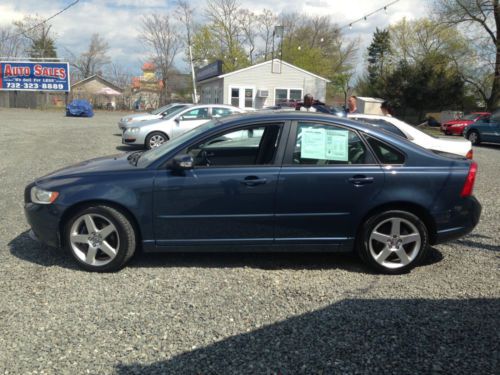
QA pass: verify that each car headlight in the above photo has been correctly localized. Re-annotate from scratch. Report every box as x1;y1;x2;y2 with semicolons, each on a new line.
30;186;59;204
125;118;132;122
126;127;140;133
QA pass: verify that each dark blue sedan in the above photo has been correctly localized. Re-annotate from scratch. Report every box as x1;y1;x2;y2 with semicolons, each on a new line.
24;112;481;274
464;110;500;145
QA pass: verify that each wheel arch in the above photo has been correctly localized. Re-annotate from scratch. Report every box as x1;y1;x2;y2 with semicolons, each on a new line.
58;200;142;249
356;201;437;245
145;130;169;148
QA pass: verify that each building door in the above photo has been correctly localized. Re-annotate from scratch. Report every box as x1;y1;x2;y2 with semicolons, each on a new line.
230;87;254;109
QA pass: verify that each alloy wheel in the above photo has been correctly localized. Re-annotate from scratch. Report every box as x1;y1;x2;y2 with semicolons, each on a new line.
69;213;120;266
368;217;421;270
149;134;165;148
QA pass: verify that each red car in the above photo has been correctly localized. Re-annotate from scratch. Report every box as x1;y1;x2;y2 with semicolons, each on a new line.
441;112;490;135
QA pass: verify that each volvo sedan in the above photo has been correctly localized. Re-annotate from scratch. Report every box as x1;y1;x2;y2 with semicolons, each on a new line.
25;113;481;274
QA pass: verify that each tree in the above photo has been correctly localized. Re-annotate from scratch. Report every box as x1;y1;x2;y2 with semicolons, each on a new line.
434;0;500;110
238;9;259;64
14;15;57;59
367;28;391;94
67;33;110;79
139;14;182;104
204;0;249;71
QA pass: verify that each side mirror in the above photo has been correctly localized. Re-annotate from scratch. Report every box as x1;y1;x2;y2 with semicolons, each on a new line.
168;154;194;171
174;117;181;123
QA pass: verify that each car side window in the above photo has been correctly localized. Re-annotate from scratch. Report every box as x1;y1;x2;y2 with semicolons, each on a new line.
212;107;235;118
292;122;370;165
180;108;210;121
366;136;405;164
185;124;282;167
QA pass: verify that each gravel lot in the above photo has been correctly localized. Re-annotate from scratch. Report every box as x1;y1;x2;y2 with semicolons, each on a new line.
0;108;498;374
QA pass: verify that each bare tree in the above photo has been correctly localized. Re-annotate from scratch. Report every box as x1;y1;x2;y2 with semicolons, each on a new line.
140;14;181;104
238;9;258;63
0;25;25;57
434;0;500;109
257;9;277;61
104;62;132;89
67;33;110;79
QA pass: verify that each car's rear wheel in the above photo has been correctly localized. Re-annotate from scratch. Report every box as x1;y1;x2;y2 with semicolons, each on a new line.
467;131;480;145
146;131;168;149
65;205;136;272
357;210;429;274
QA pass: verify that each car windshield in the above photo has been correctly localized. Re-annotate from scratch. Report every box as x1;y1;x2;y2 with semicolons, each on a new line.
137;119;220;166
150;104;171;115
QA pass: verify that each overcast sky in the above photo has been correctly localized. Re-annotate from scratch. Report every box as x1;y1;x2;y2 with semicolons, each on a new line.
0;0;431;78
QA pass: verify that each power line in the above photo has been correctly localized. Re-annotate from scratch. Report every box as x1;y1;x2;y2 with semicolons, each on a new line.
1;0;80;43
341;0;401;30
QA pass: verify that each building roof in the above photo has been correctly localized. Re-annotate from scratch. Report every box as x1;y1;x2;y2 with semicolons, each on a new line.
72;75;124;93
217;59;331;82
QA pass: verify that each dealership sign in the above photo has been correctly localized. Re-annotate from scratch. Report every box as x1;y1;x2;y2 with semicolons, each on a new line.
0;61;70;92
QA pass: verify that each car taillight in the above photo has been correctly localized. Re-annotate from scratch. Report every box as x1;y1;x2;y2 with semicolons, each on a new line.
460;161;478;197
465;149;473;159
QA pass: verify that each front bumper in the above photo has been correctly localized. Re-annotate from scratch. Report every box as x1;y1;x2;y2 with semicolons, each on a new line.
433;196;482;244
24;202;63;248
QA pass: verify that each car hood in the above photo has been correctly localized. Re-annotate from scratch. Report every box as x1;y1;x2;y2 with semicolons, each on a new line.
123;113;162;122
37;153;141;182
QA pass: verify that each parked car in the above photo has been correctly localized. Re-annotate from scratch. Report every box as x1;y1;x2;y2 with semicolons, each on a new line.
294;99;345;116
441;112;490;136
25;112;481;274
463;110;500;145
118;103;191;130
122;104;245;149
348;114;473;159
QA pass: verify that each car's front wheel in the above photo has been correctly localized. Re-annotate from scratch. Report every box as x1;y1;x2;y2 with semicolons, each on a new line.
65;205;136;272
467;130;480;145
357;210;429;274
145;131;168;149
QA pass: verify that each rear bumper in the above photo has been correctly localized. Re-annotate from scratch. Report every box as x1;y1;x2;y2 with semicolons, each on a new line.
433;196;482;245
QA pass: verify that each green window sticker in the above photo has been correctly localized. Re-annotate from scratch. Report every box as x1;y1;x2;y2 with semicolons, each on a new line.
301;127;349;161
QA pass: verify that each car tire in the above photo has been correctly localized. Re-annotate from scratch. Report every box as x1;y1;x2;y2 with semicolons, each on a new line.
145;131;168;149
64;205;136;272
357;210;429;274
467;130;480;145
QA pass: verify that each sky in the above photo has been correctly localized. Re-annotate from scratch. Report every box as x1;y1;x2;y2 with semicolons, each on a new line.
0;0;431;79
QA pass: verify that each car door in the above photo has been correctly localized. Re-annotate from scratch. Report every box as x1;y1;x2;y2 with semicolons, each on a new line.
153;121;287;246
170;107;211;138
274;120;385;249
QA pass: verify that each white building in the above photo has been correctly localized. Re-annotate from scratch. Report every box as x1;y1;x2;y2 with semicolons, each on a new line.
197;59;330;110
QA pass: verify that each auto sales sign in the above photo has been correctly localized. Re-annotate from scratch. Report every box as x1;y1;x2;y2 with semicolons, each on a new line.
0;61;70;92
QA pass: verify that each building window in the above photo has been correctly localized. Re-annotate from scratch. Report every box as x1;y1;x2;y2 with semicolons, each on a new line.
231;88;239;107
245;88;253;108
275;88;303;105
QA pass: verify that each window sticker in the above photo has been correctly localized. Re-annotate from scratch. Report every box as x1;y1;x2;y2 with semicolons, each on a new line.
300;127;349;161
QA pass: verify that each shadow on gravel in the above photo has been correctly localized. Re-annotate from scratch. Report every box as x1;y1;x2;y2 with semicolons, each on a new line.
453;239;499;252
8;231;443;272
115;298;500;374
476;143;500;150
8;231;79;270
128;247;443;273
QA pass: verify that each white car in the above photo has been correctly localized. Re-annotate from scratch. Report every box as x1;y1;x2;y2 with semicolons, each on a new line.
122;104;246;149
118;103;191;130
348;114;473;159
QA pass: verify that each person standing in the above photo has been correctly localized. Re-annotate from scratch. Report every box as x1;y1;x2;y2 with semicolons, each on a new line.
300;94;317;112
380;101;394;117
346;95;358;114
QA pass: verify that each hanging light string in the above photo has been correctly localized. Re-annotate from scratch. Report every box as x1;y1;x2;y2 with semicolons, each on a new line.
341;0;401;30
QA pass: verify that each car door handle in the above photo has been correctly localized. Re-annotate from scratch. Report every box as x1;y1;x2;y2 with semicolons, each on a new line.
348;175;374;185
240;176;267;186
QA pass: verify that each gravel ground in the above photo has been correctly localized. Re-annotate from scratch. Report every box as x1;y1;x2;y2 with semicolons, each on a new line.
0;108;498;375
